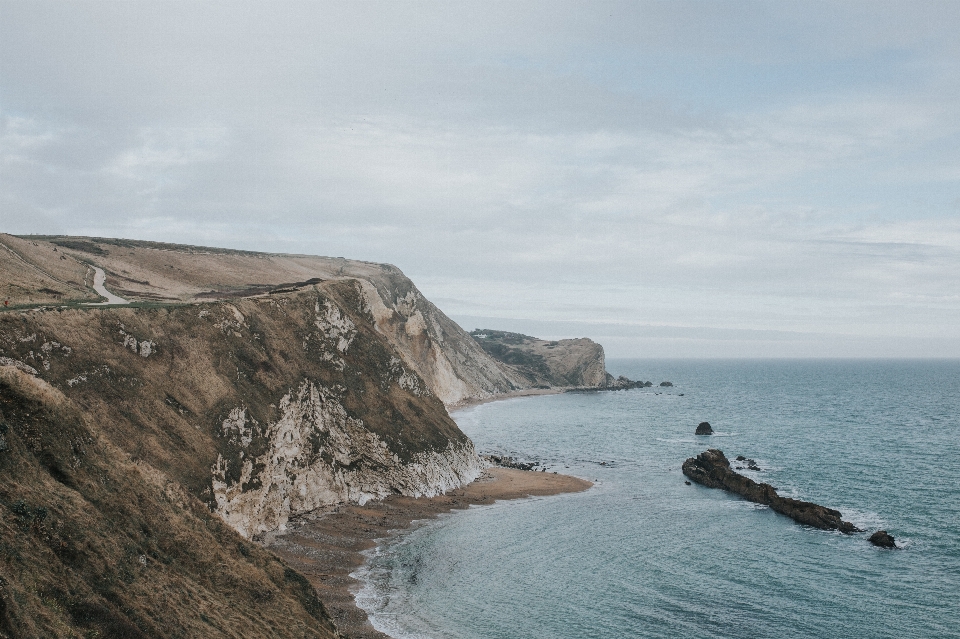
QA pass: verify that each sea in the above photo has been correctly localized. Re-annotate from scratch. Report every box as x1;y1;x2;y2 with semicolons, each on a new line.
354;359;960;638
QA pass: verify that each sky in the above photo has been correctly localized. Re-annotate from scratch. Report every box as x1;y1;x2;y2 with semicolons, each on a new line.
2;1;960;358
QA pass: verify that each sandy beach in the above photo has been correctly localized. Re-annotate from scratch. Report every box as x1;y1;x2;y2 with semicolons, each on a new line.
267;467;593;638
447;387;565;412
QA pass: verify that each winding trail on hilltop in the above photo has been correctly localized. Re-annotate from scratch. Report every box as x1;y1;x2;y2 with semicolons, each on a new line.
86;266;129;305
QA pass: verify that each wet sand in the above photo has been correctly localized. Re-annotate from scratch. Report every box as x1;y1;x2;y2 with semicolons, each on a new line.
266;468;593;638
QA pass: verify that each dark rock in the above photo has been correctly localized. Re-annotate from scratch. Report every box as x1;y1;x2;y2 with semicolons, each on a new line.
684;480;691;485
869;530;897;548
484;454;536;471
681;449;861;534
695;421;713;435
660;381;673;387
736;455;746;461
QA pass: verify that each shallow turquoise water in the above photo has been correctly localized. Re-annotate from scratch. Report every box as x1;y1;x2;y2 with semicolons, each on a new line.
356;360;960;638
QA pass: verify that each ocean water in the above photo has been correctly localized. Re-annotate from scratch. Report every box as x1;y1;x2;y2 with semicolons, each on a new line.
355;360;960;638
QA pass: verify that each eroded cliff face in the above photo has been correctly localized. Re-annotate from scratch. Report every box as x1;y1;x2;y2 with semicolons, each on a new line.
353;276;528;406
0;363;339;638
212;380;481;538
0;278;482;572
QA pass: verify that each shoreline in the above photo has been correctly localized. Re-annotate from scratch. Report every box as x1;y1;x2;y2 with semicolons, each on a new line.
447;387;564;412
448;382;647;413
266;467;592;639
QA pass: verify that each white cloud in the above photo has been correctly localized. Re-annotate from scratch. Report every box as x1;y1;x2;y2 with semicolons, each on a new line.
3;2;960;355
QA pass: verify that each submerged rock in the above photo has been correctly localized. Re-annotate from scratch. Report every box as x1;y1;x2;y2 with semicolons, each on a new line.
869;530;897;548
682;449;861;534
696;421;713;435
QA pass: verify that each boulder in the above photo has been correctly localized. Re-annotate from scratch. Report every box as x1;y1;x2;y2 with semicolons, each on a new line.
869;530;897;549
695;421;713;435
660;381;673;387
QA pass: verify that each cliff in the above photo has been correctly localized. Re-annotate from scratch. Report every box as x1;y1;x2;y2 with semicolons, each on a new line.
0;234;508;637
0;234;624;636
0;364;338;638
0;234;527;407
468;329;610;388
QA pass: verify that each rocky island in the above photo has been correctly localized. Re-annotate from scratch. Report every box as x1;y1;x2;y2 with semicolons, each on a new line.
869;530;898;549
682;449;861;534
0;234;625;637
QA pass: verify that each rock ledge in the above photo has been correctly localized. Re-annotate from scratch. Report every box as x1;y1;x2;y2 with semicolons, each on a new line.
682;449;861;534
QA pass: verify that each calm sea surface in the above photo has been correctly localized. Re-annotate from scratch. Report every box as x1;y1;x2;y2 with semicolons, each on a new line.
355;360;960;638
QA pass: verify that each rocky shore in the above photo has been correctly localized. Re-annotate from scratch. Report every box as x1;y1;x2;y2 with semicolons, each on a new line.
682;449;860;534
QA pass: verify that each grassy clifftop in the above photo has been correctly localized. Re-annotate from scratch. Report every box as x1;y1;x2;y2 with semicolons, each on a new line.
0;234;528;406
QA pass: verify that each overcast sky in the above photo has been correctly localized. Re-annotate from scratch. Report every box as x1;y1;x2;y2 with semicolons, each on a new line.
3;1;960;357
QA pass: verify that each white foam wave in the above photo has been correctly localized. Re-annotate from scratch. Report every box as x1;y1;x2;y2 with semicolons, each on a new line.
838;507;885;532
352;545;423;639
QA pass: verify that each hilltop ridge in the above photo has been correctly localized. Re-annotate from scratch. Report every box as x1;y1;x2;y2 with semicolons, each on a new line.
1;233;529;407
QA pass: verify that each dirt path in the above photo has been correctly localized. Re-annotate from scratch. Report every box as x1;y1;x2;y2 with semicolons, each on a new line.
86;266;129;304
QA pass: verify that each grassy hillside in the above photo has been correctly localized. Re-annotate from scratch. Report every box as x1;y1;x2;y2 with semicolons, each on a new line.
0;365;338;638
0;277;477;637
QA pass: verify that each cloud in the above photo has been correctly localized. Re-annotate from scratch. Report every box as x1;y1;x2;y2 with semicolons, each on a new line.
2;1;960;355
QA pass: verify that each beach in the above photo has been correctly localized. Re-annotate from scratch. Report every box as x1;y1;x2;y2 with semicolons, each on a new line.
446;387;564;411
266;467;593;638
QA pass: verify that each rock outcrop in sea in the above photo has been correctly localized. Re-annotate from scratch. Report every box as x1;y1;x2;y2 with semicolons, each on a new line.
682;449;861;534
696;421;713;435
869;530;898;548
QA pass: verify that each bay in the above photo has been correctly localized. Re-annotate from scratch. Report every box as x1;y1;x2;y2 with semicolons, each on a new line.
355;359;960;638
